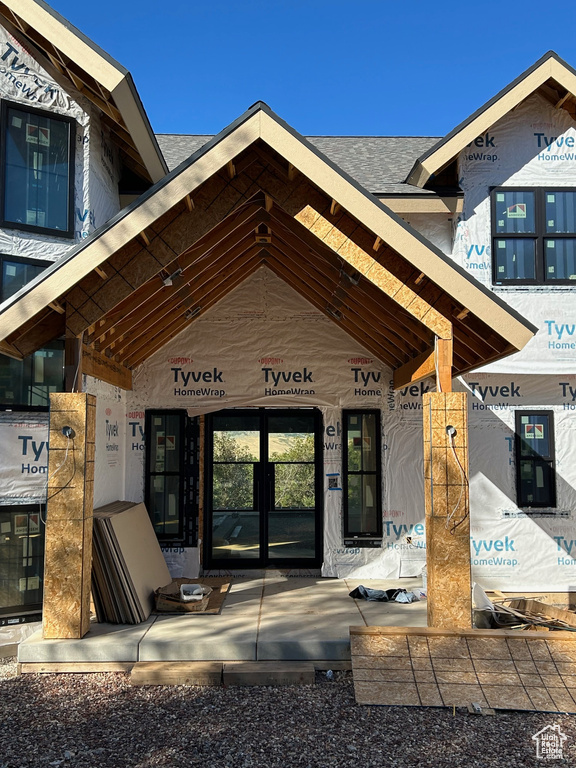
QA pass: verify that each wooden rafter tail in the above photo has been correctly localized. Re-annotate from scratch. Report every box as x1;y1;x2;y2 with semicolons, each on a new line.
139;230;151;248
94;266;108;279
48;301;65;315
185;194;194;212
373;236;382;252
330;199;340;216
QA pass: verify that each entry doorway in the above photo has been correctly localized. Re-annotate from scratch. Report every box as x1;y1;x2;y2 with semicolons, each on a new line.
205;409;323;568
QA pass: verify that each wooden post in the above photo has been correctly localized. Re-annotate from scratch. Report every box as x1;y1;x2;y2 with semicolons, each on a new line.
65;332;83;392
42;393;96;639
423;391;472;629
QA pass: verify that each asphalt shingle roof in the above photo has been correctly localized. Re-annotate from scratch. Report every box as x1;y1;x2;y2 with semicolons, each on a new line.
155;134;440;195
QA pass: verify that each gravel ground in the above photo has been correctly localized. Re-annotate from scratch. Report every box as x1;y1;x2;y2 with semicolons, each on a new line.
1;656;575;768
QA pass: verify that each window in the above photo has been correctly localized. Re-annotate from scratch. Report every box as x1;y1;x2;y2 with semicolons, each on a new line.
144;410;199;545
1;102;75;237
0;254;49;302
492;188;576;284
0;256;62;409
515;411;556;508
343;410;382;538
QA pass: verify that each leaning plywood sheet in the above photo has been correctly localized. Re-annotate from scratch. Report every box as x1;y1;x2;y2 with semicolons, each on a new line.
350;626;576;713
106;502;171;620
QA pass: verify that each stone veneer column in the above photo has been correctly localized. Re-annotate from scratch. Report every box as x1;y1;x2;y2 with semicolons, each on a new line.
43;393;96;639
423;391;472;629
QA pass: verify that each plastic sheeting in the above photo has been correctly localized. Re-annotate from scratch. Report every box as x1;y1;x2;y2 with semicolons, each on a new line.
123;269;576;587
0;412;48;504
455;92;576;373
0;23;120;261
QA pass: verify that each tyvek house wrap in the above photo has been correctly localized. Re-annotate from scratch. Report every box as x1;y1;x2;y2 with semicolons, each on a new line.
454;92;576;374
117;267;576;589
0;23;120;261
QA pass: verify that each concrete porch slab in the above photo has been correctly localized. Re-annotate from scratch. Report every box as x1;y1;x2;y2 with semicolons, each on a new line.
17;578;427;667
18;617;156;663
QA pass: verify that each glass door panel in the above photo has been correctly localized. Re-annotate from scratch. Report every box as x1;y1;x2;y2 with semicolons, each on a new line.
211;413;260;561
206;409;322;567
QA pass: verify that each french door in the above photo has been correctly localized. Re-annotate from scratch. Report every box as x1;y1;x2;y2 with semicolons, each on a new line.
205;409;323;568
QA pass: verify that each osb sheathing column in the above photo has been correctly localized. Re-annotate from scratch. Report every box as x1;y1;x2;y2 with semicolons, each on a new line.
423;392;472;629
43;393;96;639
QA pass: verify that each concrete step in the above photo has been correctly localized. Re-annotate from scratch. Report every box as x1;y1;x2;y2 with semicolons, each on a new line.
130;661;223;686
223;661;315;686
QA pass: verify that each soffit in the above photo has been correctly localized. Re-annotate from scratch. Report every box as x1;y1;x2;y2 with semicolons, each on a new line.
0;0;167;183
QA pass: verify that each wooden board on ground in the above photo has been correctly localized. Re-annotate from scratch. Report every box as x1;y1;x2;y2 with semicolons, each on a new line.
130;661;223;686
18;662;134;674
350;625;576;713
223;662;315;687
508;599;576;629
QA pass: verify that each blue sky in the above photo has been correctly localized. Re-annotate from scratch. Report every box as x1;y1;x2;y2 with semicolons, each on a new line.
50;0;576;138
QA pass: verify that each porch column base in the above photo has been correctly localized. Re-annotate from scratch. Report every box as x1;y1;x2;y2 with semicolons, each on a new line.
43;393;96;639
423;392;472;629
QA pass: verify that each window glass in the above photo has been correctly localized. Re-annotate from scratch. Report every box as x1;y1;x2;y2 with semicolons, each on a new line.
544;239;576;281
494;190;535;234
145;411;185;540
1;259;46;302
515;411;555;508
494;239;536;280
0;342;64;407
3;106;73;234
545;191;576;233
344;410;381;537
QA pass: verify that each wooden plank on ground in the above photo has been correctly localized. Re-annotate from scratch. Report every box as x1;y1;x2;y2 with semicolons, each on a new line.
130;661;223;686
223;661;314;687
18;662;134;674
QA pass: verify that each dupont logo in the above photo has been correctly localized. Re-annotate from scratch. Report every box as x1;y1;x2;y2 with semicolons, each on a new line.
348;357;373;365
258;357;284;365
167;356;193;365
126;411;144;419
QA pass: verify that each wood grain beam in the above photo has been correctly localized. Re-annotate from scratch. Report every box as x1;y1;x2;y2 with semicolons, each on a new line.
82;345;132;390
393;348;435;390
294;205;452;339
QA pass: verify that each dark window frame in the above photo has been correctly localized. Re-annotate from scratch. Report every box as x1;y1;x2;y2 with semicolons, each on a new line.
144;409;198;547
0;253;52;302
492;187;576;286
0;100;76;239
515;410;556;509
342;409;383;539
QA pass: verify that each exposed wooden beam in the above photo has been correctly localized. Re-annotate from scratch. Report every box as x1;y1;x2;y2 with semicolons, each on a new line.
139;231;151;248
0;340;23;360
227;160;236;179
393;347;435;390
555;91;572;109
435;336;453;393
456;308;470;321
414;272;425;285
293;205;452;338
185;194;194;212
82;345;132;390
94;266;108;279
65;332;83;393
49;301;65;315
373;236;382;252
330;199;340;216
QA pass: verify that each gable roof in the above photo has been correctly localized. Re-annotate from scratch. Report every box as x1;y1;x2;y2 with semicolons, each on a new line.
0;0;167;183
157;134;440;195
0;102;536;388
407;51;576;188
